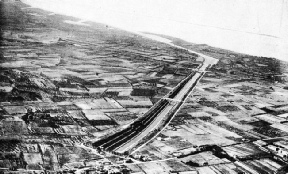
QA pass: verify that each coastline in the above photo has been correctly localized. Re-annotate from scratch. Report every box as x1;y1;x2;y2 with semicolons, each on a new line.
21;0;288;61
1;1;288;174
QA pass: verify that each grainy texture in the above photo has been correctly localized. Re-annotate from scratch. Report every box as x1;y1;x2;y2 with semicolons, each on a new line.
0;1;288;174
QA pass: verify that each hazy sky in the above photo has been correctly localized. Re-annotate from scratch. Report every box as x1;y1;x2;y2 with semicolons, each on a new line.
23;0;288;61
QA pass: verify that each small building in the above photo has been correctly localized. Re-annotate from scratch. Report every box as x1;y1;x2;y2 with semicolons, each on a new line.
267;145;288;160
253;140;267;147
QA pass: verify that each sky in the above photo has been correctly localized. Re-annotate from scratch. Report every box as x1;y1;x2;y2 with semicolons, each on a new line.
23;0;288;61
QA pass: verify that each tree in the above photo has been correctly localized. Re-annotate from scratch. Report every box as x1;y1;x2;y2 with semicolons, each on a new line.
58;155;69;168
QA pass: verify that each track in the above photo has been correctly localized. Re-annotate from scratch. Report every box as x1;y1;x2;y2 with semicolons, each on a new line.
92;36;218;154
92;71;203;154
93;99;170;150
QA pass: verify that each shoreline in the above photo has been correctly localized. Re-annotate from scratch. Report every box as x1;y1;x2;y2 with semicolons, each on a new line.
21;0;287;62
1;1;288;174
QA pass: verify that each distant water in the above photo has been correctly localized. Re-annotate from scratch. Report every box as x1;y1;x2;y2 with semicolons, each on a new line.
22;0;288;61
